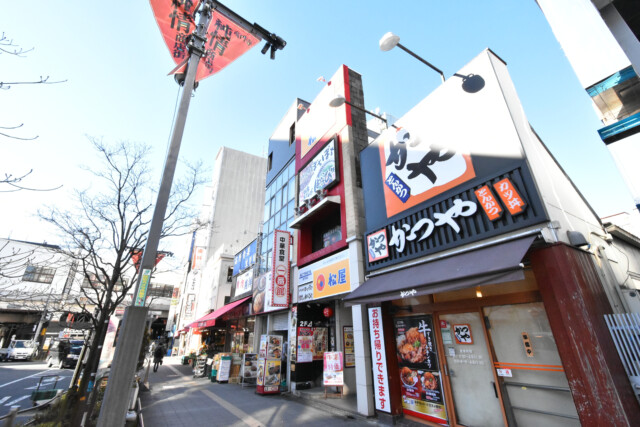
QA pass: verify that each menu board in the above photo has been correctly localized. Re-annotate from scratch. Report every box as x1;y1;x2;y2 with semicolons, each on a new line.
241;353;258;383
217;355;232;382
259;335;268;359
313;327;328;360
323;351;344;386
343;326;355;368
262;359;282;392
256;359;266;386
267;335;283;359
297;327;314;363
394;316;448;424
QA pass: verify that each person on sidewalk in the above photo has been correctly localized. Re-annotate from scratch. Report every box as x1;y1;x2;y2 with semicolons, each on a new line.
153;344;165;372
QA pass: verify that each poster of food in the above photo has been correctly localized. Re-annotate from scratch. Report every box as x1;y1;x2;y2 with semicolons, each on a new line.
394;316;448;424
241;353;258;384
323;351;344;386
297;327;314;363
267;335;283;359
313;327;328;360
256;359;266;386
263;360;282;392
259;335;268;359
343;326;355;367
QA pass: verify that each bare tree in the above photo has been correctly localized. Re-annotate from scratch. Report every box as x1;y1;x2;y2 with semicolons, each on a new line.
1;31;65;192
38;136;205;418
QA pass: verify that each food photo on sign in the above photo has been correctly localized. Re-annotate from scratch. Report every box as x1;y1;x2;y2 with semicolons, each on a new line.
394;316;447;423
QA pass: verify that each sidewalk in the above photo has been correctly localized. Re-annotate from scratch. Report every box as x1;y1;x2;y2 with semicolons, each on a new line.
140;356;378;427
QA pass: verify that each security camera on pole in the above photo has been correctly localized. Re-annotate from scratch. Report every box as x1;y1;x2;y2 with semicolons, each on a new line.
96;2;285;426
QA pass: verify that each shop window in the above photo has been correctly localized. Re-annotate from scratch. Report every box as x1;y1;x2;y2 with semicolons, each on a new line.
311;211;342;252
23;265;56;283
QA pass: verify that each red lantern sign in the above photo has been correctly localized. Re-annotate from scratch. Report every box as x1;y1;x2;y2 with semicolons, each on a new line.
323;307;334;318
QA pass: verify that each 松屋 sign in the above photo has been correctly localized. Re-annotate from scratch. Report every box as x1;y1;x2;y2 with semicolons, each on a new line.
298;249;351;300
368;307;390;413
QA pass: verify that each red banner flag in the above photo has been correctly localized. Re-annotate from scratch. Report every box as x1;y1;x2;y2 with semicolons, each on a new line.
130;249;168;273
150;0;261;82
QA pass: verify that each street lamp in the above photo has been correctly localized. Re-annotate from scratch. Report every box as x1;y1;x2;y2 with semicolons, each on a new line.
379;32;446;83
328;95;397;129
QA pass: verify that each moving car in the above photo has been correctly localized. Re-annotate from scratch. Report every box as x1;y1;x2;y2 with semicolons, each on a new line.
4;340;36;361
46;339;84;369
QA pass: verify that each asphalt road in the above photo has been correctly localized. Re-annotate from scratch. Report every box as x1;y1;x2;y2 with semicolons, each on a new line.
0;360;72;418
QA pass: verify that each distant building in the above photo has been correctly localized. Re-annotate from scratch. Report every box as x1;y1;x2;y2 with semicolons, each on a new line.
175;147;266;353
0;238;80;348
537;0;640;211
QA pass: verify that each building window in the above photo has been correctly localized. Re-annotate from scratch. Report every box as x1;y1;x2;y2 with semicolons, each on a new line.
289;123;296;146
267;153;273;172
22;265;56;283
147;284;174;298
81;273;126;290
227;266;233;283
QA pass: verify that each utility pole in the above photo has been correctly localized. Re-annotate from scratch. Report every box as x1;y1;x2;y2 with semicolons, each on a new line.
96;1;286;425
96;4;213;426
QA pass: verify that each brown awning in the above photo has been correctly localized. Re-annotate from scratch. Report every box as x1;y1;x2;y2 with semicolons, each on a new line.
344;236;535;306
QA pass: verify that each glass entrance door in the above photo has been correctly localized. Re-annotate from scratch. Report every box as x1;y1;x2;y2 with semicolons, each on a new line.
484;303;579;426
439;311;505;426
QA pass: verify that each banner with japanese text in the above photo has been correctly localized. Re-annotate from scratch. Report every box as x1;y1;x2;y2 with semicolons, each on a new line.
271;230;290;307
150;0;261;81
368;307;390;413
323;351;344;386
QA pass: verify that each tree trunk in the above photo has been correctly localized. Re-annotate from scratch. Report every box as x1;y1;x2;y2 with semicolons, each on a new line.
72;311;110;425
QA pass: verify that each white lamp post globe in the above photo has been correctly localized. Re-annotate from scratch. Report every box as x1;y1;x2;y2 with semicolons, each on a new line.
379;32;400;52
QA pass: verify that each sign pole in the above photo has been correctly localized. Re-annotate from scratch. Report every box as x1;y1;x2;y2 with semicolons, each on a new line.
96;3;214;426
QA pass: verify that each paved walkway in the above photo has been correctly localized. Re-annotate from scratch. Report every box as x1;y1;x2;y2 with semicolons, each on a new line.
140;357;378;427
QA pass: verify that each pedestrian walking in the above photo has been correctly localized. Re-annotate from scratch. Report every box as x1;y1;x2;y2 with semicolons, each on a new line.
153;344;165;372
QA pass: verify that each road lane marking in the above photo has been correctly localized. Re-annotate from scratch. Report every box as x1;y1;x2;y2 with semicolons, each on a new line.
165;364;264;427
5;395;29;406
0;370;54;389
0;397;10;404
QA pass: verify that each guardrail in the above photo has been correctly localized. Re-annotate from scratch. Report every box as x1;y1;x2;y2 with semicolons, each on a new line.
0;390;63;426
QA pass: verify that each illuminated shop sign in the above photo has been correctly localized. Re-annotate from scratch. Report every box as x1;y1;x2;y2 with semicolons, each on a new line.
298;138;338;205
298;249;350;300
233;239;257;276
365;170;544;269
271;230;290;307
235;269;253;296
361;51;548;270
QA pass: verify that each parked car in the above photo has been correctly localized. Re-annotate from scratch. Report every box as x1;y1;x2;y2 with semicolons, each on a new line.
3;340;36;361
46;339;84;369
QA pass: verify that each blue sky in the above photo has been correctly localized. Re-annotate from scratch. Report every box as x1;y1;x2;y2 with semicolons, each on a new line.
1;1;635;252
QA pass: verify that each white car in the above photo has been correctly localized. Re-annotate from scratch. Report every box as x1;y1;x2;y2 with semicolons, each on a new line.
5;340;36;361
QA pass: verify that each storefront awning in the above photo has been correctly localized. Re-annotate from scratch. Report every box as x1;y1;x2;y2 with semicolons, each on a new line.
193;296;251;328
344;236;536;306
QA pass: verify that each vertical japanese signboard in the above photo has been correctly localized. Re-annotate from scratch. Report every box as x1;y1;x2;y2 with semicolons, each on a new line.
394;315;447;424
368;307;390;413
271;230;290;307
150;0;261;82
